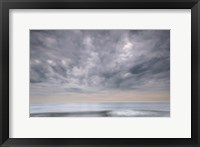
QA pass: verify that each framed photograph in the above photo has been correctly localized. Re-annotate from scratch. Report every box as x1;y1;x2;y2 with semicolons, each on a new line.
30;29;170;118
0;0;199;146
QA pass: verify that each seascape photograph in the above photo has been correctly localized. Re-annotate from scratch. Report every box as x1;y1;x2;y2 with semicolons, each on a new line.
30;30;170;117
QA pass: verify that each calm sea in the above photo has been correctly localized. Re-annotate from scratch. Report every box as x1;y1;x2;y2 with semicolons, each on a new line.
30;102;170;117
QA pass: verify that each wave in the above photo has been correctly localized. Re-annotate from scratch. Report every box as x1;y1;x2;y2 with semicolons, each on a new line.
30;109;170;117
107;109;169;117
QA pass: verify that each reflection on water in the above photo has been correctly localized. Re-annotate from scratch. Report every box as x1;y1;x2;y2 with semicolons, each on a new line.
30;102;170;117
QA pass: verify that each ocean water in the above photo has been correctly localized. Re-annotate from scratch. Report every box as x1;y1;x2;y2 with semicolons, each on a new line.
30;102;170;117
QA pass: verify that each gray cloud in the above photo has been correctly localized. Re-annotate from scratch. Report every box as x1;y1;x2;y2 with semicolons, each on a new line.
30;30;170;95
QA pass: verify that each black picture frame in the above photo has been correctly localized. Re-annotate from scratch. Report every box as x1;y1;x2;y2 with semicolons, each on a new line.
0;0;199;146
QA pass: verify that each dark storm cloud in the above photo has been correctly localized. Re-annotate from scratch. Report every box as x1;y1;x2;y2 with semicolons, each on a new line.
30;30;170;95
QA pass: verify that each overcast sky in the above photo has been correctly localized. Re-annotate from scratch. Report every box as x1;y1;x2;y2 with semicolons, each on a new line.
30;30;170;101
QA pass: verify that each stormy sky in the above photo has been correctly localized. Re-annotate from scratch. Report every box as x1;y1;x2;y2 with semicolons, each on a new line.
30;30;170;101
